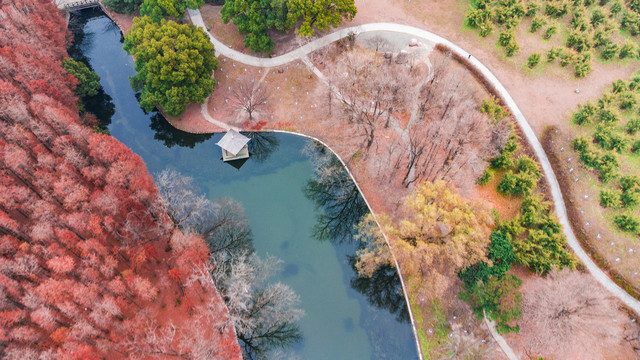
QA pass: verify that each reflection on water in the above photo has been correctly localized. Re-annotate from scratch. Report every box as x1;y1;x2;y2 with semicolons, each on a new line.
304;143;368;244
70;9;419;359
149;113;214;148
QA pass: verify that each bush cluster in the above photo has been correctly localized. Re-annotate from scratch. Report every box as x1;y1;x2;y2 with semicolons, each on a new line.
466;0;639;78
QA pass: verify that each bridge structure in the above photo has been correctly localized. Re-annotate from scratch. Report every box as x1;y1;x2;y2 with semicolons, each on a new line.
54;0;101;11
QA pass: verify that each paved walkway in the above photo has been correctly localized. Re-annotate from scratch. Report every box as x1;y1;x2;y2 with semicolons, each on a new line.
188;8;640;358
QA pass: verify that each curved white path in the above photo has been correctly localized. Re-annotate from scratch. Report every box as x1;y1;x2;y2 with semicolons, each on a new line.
188;5;640;353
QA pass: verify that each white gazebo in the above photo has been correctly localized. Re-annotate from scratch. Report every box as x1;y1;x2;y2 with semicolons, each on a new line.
216;129;250;162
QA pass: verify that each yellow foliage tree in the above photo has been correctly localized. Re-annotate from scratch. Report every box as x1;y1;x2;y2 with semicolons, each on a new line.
383;180;493;300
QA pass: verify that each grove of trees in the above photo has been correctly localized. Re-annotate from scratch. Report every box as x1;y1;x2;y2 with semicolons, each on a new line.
222;0;356;52
0;1;241;357
123;16;219;117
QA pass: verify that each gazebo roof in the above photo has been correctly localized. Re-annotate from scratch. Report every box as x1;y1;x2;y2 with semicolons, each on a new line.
216;129;250;155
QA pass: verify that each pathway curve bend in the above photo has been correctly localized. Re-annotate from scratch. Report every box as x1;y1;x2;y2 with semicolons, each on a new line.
188;3;640;350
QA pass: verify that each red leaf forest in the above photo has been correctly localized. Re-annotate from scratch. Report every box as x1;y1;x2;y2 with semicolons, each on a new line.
0;0;242;358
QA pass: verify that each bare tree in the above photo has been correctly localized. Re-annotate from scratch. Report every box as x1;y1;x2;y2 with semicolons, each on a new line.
156;169;253;256
365;35;391;53
329;51;413;151
210;252;305;359
400;62;509;188
519;269;638;359
230;77;269;120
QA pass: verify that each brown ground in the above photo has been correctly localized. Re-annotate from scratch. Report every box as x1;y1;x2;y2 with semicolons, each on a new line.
543;128;640;299
505;266;640;360
348;0;640;136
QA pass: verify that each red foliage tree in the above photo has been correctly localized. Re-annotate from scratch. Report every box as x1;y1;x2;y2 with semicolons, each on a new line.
0;0;242;357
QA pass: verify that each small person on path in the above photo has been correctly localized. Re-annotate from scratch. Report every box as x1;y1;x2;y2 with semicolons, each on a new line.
468;54;472;59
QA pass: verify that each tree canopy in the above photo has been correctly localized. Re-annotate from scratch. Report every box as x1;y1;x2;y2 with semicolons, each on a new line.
286;0;357;36
63;58;101;98
141;0;204;22
103;0;144;14
384;180;493;298
221;0;289;53
222;0;356;52
123;16;218;116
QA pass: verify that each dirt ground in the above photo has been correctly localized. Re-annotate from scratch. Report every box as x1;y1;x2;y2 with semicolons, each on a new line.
347;0;640;135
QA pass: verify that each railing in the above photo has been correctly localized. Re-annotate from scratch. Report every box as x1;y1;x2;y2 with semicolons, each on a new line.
58;0;101;11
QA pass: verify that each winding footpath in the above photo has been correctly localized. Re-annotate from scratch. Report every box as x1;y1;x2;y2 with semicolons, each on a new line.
187;8;640;358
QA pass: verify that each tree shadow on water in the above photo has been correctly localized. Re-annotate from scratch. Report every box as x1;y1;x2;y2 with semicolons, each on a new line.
149;113;213;148
243;132;280;163
304;143;368;244
349;257;410;324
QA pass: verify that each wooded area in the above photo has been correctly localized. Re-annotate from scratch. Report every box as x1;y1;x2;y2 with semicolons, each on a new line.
0;1;240;357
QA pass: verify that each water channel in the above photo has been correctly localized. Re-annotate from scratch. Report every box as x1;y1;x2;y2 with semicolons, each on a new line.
69;9;418;359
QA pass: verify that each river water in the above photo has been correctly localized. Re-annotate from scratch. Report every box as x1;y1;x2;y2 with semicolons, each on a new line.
69;9;418;359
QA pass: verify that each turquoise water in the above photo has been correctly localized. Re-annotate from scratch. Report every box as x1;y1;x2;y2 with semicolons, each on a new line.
70;11;418;359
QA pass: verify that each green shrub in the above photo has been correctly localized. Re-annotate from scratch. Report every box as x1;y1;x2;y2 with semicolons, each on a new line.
466;8;491;28
620;175;640;191
593;124;628;152
515;195;576;274
544;25;558;39
479;24;494;37
545;2;567;17
567;31;593;52
618;92;637;109
593;28;611;48
499;31;514;47
597;152;620;182
598;92;616;108
526;2;540;17
632;140;640;153
480;96;507;122
620;175;640;207
597;107;620;123
487;231;516;277
612;79;626;94
459;274;523;335
527;53;541;68
626;118;640;134
601;43;619;60
610;0;623;15
591;9;606;27
614;213;640;233
572;102;596;125
559;50;573;67
622;189;640;207
546;47;564;62
574;54;593;78
491;138;519;169
629;76;640;90
599;189;622;208
477;169;494;185
621;11;640;36
619;42;635;59
572;136;590;153
571;10;589;31
458;262;492;288
530;17;547;33
516;155;541;177
498;170;539;196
